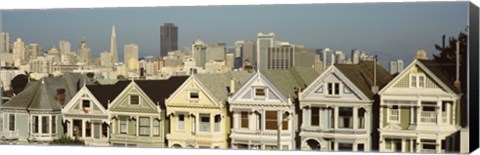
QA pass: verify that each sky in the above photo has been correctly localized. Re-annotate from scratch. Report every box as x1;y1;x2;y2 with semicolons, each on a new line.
0;2;469;67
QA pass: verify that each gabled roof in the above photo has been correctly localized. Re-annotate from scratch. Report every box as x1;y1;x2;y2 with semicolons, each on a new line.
2;80;62;111
418;59;460;93
114;76;189;109
335;60;393;99
195;71;254;103
86;82;129;109
261;67;319;99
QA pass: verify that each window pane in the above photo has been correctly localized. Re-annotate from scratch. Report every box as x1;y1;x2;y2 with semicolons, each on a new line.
85;121;91;137
265;111;277;130
241;112;249;128
328;83;333;95
33;116;39;133
282;113;288;130
153;120;160;136
120;118;127;134
102;123;108;138
255;88;265;97
339;107;353;128
139;117;150;136
42;116;49;134
411;76;417;87
358;144;364;151
214;115;221;132
52;116;56;134
311;107;320;126
178;115;185;130
73;120;83;137
338;143;353;151
130;95;139;105
9;114;15;131
200;114;210;132
334;83;340;95
82;100;90;109
190;92;199;99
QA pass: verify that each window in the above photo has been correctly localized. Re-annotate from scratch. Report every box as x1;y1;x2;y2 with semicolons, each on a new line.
82;100;90;109
177;114;185;131
52;116;56;134
255;88;265;98
85;121;91;137
410;76;417;88
265;111;277;130
139;117;150;136
419;76;425;87
311;107;320;126
411;74;426;88
42;116;49;134
338;143;353;151
102;122;108;138
422;102;436;112
200;114;210;132
190;91;199;99
338;107;353;128
282;112;288;130
120;117;127;134
130;95;139;105
358;108;366;129
357;144;364;152
265;145;278;150
421;139;436;151
152;120;160;136
389;106;399;122
214;115;221;132
241;112;249;129
327;82;340;95
32;116;39;133
73;120;83;137
8;114;15;131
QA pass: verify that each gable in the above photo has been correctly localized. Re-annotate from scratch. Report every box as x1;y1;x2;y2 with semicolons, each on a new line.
300;67;367;102
62;86;106;115
166;77;221;108
230;72;288;104
109;82;159;113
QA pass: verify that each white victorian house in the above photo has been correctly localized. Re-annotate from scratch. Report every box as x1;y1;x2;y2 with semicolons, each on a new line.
298;61;392;152
228;67;318;150
378;59;462;153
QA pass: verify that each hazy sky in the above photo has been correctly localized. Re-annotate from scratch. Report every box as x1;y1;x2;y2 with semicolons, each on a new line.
0;2;469;67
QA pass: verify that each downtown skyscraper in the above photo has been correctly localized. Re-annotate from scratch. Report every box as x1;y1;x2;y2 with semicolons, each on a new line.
0;32;10;53
110;25;119;64
160;23;178;57
256;32;275;70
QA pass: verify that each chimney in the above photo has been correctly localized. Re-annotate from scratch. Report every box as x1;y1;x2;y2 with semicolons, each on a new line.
371;55;379;94
454;40;461;91
230;78;236;94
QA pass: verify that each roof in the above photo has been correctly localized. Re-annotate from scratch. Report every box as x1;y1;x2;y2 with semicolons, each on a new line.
2;80;62;111
115;76;189;109
261;67;319;99
86;82;129;109
195;71;254;103
418;59;460;93
335;60;393;99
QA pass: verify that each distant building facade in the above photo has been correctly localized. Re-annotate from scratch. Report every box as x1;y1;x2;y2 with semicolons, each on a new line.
160;23;178;57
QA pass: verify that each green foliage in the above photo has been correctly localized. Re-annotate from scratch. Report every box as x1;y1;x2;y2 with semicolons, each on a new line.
50;136;85;146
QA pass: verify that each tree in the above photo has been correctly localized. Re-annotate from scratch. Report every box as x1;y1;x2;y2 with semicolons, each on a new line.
10;74;29;95
50;136;85;146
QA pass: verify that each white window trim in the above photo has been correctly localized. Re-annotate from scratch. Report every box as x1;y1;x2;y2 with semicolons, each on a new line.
129;94;141;105
198;114;211;133
8;113;16;132
138;117;151;136
82;99;92;111
388;106;400;123
176;114;185;131
253;87;267;99
189;90;200;100
410;74;426;88
325;82;341;96
120;118;128;134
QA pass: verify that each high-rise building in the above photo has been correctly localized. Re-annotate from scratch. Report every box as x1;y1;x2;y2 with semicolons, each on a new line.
110;25;119;64
27;43;40;59
0;32;10;53
389;59;405;75
267;42;294;69
59;40;71;54
256;32;275;70
191;39;207;68
78;38;91;64
160;23;178;57
321;48;333;71
242;40;256;68
206;42;226;62
12;38;26;62
314;54;324;74
335;50;347;64
225;53;235;70
100;51;113;67
294;46;317;68
124;44;139;71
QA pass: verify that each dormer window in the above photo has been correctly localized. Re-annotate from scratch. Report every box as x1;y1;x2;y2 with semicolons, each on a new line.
82;100;91;109
130;95;139;105
410;74;425;88
190;91;199;99
254;88;266;98
327;82;340;96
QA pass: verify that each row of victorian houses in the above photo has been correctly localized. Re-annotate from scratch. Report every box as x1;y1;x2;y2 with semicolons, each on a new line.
1;55;464;153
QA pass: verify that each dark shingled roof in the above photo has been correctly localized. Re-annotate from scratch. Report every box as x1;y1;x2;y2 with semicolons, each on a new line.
2;80;62;111
261;67;319;99
86;82;129;109
417;59;460;93
115;76;189;109
335;60;393;99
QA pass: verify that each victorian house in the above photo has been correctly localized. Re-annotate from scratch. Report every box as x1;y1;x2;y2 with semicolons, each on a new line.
62;82;128;146
228;67;318;150
298;61;392;152
165;71;253;149
378;59;462;153
108;77;188;147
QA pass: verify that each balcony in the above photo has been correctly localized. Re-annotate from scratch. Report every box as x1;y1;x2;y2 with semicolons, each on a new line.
231;129;291;137
420;111;437;123
301;127;367;135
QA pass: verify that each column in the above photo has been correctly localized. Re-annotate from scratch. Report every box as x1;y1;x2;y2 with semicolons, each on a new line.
302;107;308;127
353;107;358;130
334;106;339;129
353;141;358;152
210;113;214;134
82;120;86;138
49;115;52;135
452;102;456;125
233;111;238;129
401;139;406;152
415;137;420;153
446;102;451;124
436;100;441;125
416;100;421;125
150;116;153;137
136;116;139;136
69;119;73;138
436;138;441;153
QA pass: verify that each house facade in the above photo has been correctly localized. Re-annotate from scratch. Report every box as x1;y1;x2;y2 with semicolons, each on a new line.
378;59;462;153
228;67;318;150
62;83;127;146
298;61;392;152
108;77;188;147
165;71;252;149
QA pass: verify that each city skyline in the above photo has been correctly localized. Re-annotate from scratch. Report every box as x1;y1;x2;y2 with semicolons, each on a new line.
0;2;469;66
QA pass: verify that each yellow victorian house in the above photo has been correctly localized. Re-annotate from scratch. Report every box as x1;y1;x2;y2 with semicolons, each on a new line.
165;71;253;149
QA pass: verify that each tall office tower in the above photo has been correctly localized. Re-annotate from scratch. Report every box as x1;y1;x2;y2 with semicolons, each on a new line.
234;40;244;68
160;23;178;57
313;54;324;74
294;46;316;68
321;48;333;71
389;59;405;74
225;53;235;70
12;38;26;62
110;25;119;64
335;50;347;64
0;32;10;53
78;38;91;64
27;43;40;59
242;40;256;68
256;32;275;70
124;44;139;71
100;51;113;67
59;40;71;54
351;49;361;64
206;42;226;62
266;42;294;69
191;39;207;68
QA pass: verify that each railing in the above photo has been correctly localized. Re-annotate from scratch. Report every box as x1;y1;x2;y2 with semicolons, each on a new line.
442;112;447;123
301;127;367;135
110;134;163;142
232;129;291;137
389;110;399;122
420;111;437;123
